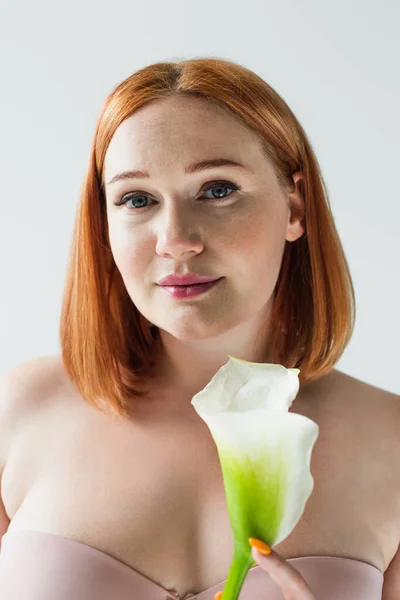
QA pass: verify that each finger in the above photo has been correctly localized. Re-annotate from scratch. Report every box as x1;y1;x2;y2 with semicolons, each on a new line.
214;539;316;600
249;540;316;600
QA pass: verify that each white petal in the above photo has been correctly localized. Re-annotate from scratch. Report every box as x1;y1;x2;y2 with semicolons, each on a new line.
195;408;319;546
191;356;301;415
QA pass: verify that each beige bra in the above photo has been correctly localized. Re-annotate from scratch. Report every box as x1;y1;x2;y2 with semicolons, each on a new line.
0;529;384;599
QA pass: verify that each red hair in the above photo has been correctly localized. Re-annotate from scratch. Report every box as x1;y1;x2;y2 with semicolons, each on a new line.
59;57;356;418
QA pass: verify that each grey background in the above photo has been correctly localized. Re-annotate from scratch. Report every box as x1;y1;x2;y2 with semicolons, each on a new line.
0;0;399;393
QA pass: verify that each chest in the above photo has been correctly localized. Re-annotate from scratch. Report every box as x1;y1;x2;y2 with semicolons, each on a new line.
2;385;396;596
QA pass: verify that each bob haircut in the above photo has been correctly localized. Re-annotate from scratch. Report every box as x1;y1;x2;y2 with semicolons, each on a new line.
59;56;356;419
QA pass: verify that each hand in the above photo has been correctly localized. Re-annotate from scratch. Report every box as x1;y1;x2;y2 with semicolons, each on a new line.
214;538;316;600
249;538;316;599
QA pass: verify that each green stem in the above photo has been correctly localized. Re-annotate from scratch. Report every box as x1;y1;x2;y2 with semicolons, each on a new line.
220;542;255;600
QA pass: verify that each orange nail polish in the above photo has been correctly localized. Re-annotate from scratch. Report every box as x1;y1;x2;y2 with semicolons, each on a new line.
214;592;223;600
248;537;272;555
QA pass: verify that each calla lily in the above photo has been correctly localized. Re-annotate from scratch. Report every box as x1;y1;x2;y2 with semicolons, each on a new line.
190;356;319;600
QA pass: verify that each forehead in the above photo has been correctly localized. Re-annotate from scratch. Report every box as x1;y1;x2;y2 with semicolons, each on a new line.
103;96;268;182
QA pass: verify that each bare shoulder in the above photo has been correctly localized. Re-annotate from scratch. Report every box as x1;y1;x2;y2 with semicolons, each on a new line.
0;354;63;538
334;367;400;417
310;367;400;417
0;355;63;460
0;354;63;411
307;367;400;493
341;370;400;552
309;369;400;566
332;368;400;510
325;368;400;441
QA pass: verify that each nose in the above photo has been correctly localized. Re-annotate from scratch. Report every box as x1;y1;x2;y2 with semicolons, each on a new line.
154;203;204;259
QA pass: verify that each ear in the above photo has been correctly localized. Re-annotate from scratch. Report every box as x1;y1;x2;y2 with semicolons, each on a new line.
285;171;305;242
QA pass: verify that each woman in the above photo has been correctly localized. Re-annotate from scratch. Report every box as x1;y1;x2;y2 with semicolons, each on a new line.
0;57;399;600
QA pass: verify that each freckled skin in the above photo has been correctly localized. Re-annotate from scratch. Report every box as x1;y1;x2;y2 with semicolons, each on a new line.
103;96;305;394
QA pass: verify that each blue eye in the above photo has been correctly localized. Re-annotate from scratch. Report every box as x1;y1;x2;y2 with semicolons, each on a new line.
113;181;242;212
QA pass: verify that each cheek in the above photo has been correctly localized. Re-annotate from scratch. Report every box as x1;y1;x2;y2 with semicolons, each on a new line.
225;211;286;280
227;213;286;263
108;225;150;283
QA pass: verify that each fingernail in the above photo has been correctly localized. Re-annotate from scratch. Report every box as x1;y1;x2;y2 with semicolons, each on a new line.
214;592;223;600
248;537;272;555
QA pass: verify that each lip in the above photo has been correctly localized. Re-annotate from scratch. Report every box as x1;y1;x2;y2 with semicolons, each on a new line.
158;274;222;286
159;278;223;299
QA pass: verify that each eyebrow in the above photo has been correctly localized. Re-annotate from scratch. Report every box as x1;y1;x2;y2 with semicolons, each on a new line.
106;158;251;185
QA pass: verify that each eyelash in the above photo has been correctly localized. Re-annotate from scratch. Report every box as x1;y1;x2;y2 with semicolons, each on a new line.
112;180;242;212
